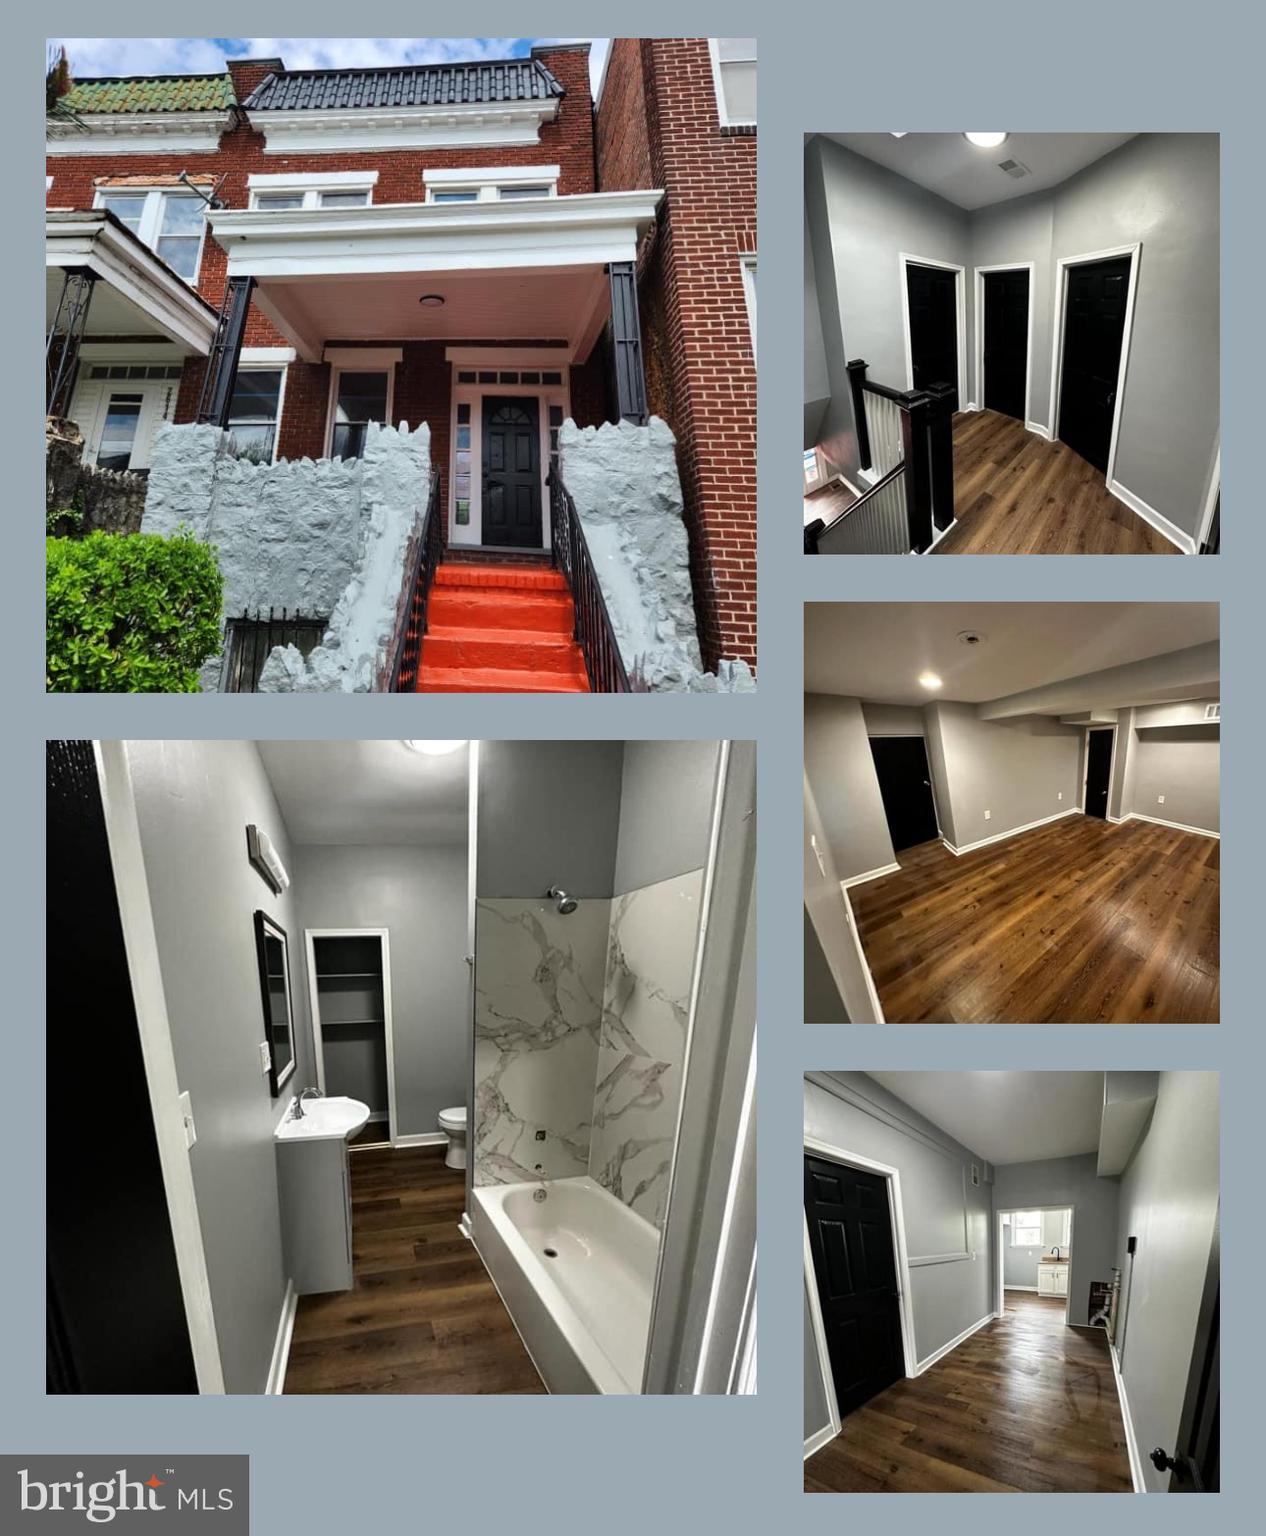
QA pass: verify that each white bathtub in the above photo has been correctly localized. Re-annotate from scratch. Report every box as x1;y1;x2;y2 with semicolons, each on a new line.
471;1176;659;1394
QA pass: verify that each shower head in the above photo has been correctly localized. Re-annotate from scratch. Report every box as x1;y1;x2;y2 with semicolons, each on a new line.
546;884;578;915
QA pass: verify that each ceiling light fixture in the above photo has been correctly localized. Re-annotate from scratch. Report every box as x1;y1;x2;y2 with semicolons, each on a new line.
918;672;943;690
889;132;909;138
403;740;467;756
964;132;1009;149
418;293;445;307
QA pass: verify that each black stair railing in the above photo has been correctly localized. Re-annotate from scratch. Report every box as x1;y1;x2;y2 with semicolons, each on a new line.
805;461;912;555
547;469;637;693
388;469;444;692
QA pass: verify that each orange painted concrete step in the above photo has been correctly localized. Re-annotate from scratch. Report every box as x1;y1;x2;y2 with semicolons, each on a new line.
421;626;587;676
433;562;568;592
427;587;574;634
417;665;590;694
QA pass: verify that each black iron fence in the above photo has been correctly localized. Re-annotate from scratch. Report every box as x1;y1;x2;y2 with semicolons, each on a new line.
548;470;638;694
221;608;328;692
389;469;444;692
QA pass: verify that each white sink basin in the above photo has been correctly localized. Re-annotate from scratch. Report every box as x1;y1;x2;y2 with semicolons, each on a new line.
275;1095;370;1143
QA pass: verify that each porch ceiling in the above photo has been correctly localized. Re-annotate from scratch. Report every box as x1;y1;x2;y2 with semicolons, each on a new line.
252;265;611;363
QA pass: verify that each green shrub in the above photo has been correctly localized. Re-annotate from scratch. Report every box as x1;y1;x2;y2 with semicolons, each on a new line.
47;531;224;692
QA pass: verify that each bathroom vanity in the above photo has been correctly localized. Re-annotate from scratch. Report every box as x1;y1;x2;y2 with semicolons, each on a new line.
275;1096;370;1295
1037;1258;1070;1298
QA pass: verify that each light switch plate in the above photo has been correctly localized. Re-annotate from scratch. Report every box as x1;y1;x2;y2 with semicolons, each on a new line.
259;1041;272;1075
178;1090;196;1150
1157;794;1165;804
984;809;991;820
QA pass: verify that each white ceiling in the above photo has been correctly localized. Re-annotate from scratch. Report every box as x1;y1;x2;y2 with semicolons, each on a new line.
820;133;1137;210
804;602;1219;708
866;1071;1106;1165
257;741;468;846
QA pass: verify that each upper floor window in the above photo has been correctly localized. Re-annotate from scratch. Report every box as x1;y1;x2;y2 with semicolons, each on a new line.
248;172;377;211
709;39;757;127
424;166;560;204
96;188;206;282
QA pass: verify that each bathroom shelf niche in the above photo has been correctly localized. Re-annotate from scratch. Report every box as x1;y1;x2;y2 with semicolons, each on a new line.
306;928;393;1136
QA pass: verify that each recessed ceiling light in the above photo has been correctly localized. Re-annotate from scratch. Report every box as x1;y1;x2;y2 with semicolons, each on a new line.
419;293;445;307
964;132;1009;149
403;740;466;756
889;132;909;138
918;672;943;690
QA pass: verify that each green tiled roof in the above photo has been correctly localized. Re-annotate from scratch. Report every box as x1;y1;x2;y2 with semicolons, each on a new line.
64;74;236;115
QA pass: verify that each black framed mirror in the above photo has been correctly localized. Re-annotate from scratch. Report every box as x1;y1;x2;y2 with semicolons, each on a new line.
253;911;295;1097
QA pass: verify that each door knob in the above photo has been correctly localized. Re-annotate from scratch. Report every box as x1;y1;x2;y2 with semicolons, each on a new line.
1149;1447;1191;1483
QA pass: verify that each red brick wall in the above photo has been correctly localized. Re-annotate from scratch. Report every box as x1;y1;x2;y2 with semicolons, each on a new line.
595;38;757;672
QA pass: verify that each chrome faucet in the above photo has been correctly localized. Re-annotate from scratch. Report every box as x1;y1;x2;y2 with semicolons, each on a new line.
293;1086;323;1120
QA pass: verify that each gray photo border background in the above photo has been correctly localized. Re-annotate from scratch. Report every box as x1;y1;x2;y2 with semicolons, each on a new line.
10;0;1252;1530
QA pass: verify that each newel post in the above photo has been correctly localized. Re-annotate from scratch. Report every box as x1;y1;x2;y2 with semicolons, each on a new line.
900;392;933;553
924;382;956;533
845;358;871;471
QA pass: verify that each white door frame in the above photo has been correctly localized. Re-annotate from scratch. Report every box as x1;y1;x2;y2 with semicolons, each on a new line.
303;927;397;1144
1048;242;1141;488
1081;724;1119;815
803;1134;919;1450
996;1204;1075;1324
973;261;1035;429
1196;445;1220;550
899;252;968;406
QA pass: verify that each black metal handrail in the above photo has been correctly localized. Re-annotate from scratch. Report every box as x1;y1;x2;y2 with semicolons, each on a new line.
547;469;636;693
804;461;908;554
388;468;443;692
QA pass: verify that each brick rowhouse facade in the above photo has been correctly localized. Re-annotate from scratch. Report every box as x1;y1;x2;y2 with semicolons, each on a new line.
595;39;757;671
47;40;757;671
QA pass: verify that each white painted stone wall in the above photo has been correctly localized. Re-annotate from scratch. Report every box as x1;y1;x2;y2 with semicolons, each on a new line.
144;421;430;691
558;418;755;692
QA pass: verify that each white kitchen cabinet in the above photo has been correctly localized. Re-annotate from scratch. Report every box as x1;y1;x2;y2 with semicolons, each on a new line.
1037;1262;1069;1297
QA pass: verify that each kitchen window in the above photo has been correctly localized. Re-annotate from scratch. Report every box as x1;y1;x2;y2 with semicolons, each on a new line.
96;188;207;282
1010;1212;1044;1246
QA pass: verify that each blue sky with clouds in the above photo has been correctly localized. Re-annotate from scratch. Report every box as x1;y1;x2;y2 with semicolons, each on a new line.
56;38;610;94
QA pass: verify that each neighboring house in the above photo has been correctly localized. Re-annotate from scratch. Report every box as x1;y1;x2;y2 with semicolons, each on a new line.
45;40;758;691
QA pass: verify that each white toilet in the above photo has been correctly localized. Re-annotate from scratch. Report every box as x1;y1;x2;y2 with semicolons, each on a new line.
438;1106;467;1169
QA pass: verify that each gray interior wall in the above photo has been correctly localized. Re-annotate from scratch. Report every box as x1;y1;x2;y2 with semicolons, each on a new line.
992;1155;1118;1328
293;842;469;1137
804;693;895;879
803;772;879;1023
1052;134;1219;536
933;703;1081;847
804;1074;994;1373
1115;1072;1219;1493
613;740;719;895
804;1278;833;1443
1109;708;1136;820
922;703;957;847
804;206;830;450
125;740;314;1395
477;741;623;898
803;138;862;480
1127;726;1219;832
861;702;925;737
969;192;1055;421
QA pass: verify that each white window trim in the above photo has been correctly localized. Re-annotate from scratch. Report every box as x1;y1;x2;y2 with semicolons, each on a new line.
448;364;570;550
92;185;208;284
324;361;397;460
424;164;560;203
248;170;378;210
708;39;757;129
230;352;291;465
740;254;757;360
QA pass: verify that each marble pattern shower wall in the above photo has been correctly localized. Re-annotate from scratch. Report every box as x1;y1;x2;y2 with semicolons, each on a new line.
473;898;610;1185
590;869;703;1229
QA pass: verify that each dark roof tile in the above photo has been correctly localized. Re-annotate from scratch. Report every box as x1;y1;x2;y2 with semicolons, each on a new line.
244;56;564;112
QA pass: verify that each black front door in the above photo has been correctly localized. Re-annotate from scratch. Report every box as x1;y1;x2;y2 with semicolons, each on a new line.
869;736;940;852
805;1154;905;1418
1058;254;1131;473
1085;729;1114;819
482;396;542;547
906;262;959;407
983;268;1030;420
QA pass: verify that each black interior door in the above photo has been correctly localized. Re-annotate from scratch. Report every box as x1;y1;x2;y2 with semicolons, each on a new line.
482;396;542;547
983;268;1030;420
805;1154;905;1418
46;742;197;1394
1058;254;1131;473
1085;729;1114;819
869;736;939;852
906;263;959;407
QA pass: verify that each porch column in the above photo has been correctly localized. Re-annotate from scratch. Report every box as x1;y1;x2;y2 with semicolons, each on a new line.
196;275;256;429
46;268;96;418
608;261;648;425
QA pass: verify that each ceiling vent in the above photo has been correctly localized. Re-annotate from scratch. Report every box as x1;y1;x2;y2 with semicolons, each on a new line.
1204;702;1220;721
997;157;1031;179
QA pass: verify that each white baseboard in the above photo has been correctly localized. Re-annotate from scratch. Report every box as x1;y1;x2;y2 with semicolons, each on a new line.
924;517;959;553
265;1280;297;1396
1025;419;1052;440
840;885;886;1025
943;807;1081;857
1107;478;1196;554
393;1131;448;1147
458;1210;473;1241
804;1421;839;1461
915;1311;994;1375
840;862;901;891
962;401;981;412
1004;1284;1039;1293
1110;1342;1147;1492
1117;811;1219;840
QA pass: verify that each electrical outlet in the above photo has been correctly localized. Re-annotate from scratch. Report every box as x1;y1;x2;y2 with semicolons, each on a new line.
259;1041;272;1075
1057;791;1063;801
178;1090;196;1150
1157;794;1165;805
984;809;991;821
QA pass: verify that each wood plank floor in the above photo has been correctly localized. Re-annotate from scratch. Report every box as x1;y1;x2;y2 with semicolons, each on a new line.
805;477;858;529
849;815;1219;1023
932;411;1179;555
805;1292;1133;1493
284;1145;544;1394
